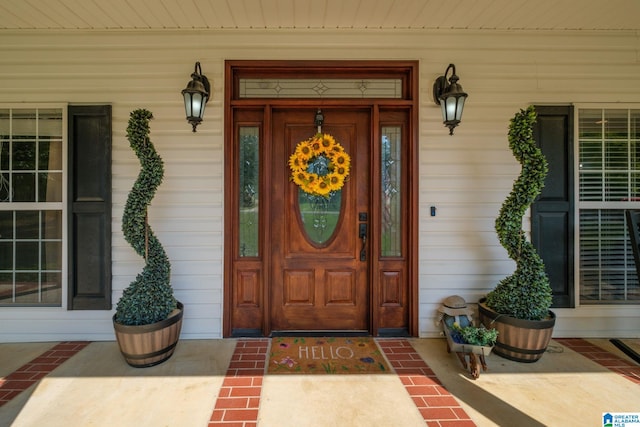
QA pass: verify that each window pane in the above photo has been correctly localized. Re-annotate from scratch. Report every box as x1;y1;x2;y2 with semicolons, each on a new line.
13;141;36;170
0;173;8;202
12;109;37;136
39;140;63;170
381;126;402;257
14;272;39;303
0;107;64;306
633;172;640;200
579;109;602;139
579;110;640;202
605;140;628;170
579;108;640;304
12;173;36;202
604;110;628;139
0;242;12;270
1;141;8;169
16;210;39;239
42;241;61;270
0;210;63;305
579;173;602;201
238;127;259;257
38;109;63;137
38;172;62;202
239;78;403;99
0;210;13;238
579;209;639;303
41;272;62;304
0;272;12;302
579;140;601;171
631;110;640;139
604;172;628;201
16;241;39;270
298;191;342;245
42;210;62;239
0;109;9;135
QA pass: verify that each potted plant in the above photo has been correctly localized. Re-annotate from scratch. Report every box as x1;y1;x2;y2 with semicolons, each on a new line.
112;109;183;368
478;106;556;363
448;323;498;348
438;295;497;379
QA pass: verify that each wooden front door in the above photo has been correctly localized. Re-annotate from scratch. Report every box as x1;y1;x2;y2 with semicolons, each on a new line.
224;60;419;338
270;108;370;331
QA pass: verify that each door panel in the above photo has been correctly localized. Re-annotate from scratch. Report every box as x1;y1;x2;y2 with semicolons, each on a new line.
270;108;370;331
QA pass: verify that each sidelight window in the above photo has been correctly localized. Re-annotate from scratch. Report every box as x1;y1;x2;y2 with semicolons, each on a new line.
381;126;402;257
238;126;260;257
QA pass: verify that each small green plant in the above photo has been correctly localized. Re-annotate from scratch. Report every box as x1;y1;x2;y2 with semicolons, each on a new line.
485;106;553;321
114;109;177;326
450;322;498;347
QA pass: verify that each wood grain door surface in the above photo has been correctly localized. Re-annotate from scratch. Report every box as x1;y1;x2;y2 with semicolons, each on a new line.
270;108;370;331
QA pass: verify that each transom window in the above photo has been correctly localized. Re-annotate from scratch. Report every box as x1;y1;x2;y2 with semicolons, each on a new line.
239;78;403;99
0;108;64;306
578;108;640;303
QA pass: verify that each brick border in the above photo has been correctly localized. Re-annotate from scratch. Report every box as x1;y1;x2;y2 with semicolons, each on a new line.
555;338;640;385
209;338;269;427
2;337;637;425
377;339;477;427
210;338;477;427
0;341;90;407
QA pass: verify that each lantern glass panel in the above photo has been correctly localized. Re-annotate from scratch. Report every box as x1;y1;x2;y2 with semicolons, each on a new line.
183;93;193;117
445;97;457;121
455;97;466;121
191;93;204;118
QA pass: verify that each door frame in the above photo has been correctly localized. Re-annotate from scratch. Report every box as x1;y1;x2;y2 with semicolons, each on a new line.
223;60;419;337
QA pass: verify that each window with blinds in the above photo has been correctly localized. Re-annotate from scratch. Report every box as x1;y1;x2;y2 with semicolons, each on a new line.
578;108;640;303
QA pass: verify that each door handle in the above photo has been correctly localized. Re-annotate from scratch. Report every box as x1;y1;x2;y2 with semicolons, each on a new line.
359;223;367;261
359;223;367;239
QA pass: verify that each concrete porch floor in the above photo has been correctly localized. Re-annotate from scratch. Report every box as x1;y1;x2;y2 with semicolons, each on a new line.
1;337;639;427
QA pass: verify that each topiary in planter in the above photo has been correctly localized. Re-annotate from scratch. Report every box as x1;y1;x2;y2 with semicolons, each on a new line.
484;106;552;321
114;109;177;326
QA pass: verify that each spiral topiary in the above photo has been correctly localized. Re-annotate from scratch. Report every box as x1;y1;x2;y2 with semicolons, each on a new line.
484;106;553;321
114;109;177;326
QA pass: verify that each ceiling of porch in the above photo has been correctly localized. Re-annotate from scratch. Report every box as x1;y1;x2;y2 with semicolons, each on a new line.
1;0;639;31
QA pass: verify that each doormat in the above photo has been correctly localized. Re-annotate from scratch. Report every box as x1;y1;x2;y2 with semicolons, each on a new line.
267;337;391;375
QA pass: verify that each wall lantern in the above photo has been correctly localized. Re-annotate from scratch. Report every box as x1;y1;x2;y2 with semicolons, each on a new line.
432;64;468;135
181;62;210;132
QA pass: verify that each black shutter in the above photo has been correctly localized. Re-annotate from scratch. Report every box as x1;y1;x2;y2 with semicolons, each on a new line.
532;105;574;308
68;105;112;310
626;210;640;280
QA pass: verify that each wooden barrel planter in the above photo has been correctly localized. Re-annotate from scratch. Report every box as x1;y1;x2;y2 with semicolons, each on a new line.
478;299;555;363
113;301;184;368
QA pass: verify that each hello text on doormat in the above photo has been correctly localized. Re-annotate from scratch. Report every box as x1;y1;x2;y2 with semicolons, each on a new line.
267;337;391;374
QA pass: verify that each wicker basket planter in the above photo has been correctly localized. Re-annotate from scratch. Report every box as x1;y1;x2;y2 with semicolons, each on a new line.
478;299;555;363
113;301;183;368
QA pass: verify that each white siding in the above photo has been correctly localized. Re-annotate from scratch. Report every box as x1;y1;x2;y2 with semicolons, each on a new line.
0;29;639;341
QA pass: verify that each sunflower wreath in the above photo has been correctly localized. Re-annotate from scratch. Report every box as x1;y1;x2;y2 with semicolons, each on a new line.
288;133;351;198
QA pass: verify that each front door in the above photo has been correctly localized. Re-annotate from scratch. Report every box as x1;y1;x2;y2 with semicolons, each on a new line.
224;60;419;337
270;108;370;331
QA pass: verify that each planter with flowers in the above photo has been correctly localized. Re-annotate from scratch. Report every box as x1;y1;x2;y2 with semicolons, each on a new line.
444;322;497;354
438;295;497;379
